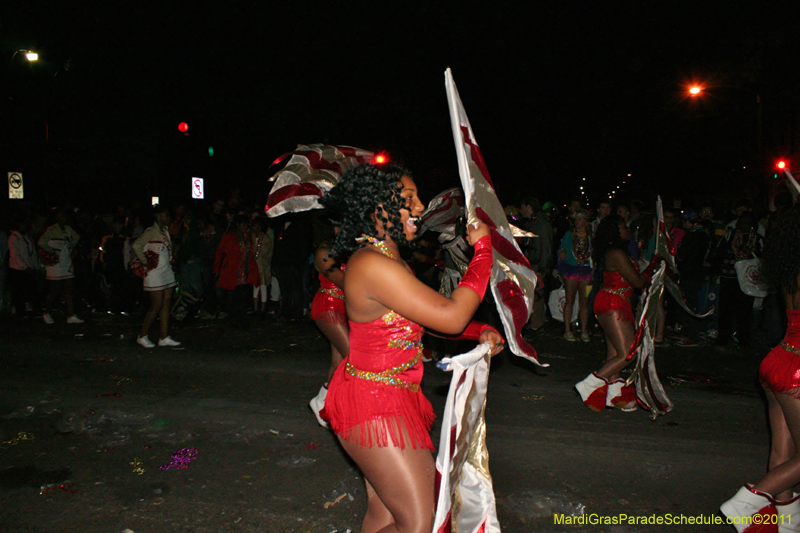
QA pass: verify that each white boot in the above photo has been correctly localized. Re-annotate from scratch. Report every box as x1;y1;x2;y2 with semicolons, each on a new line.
776;493;800;533
574;373;608;412
720;484;778;533
607;379;638;412
309;385;329;428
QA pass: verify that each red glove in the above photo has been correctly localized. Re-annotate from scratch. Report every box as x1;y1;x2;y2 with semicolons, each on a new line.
446;320;504;343
457;235;492;300
642;255;663;281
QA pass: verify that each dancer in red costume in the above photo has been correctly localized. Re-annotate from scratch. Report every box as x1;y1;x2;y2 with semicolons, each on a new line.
575;215;656;412
319;163;504;533
308;226;349;428
721;205;800;532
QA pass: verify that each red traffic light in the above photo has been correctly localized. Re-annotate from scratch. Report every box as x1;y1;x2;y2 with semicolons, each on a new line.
777;160;787;170
373;153;389;164
178;122;189;133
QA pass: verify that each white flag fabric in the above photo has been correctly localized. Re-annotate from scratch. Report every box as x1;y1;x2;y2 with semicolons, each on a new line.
444;68;546;367
627;197;674;417
433;343;501;533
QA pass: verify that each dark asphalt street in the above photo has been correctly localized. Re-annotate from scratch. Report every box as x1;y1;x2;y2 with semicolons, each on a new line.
0;310;774;533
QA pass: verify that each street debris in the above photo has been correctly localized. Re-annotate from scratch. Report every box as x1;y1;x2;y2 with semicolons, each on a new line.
129;457;146;475
159;447;198;470
0;431;34;448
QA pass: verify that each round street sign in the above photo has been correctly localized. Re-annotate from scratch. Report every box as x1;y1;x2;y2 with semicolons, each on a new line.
9;173;22;189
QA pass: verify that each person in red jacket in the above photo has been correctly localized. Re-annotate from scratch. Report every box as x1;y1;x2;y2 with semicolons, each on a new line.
214;215;259;320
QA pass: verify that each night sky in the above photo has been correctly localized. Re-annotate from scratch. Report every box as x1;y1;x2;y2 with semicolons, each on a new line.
2;1;798;211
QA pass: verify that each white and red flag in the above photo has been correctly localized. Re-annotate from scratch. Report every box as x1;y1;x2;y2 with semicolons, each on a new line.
264;144;375;217
433;343;501;533
444;68;544;367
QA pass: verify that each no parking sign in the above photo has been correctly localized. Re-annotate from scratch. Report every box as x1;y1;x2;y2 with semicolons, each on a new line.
191;177;204;199
8;172;23;199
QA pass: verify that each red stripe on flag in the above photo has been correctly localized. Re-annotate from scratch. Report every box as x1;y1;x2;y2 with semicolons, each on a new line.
460;126;495;189
436;510;453;533
497;279;538;360
475;208;532;269
265;183;322;210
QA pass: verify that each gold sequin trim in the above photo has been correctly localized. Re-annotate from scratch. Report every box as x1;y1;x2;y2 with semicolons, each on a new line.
346;355;421;392
346;310;423;391
319;287;345;301
602;287;632;302
781;341;800;356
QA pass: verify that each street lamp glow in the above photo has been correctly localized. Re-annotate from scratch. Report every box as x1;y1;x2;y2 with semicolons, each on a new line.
689;86;702;96
24;51;38;61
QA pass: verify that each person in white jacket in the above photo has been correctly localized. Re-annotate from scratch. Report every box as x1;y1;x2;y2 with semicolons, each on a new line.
38;208;83;325
131;205;180;348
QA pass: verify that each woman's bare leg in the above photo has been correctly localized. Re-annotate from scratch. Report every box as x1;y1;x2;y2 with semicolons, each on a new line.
577;280;589;336
44;280;63;314
63;279;75;316
595;312;635;381
338;436;435;533
159;287;174;339
315;316;349;383
753;391;800;499
564;279;577;335
141;290;164;338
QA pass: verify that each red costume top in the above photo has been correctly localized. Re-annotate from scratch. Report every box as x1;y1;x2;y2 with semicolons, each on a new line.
321;310;435;450
759;309;800;396
214;231;259;291
310;271;346;323
593;270;635;323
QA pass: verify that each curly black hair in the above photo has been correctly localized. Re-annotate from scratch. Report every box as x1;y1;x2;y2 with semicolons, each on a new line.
592;214;628;264
762;205;800;295
320;163;412;260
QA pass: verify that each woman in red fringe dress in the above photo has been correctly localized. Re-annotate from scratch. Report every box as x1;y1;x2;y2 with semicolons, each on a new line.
308;225;349;428
319;163;504;533
721;205;800;532
574;214;656;412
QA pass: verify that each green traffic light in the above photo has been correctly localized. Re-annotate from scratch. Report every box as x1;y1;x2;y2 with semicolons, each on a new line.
208;146;214;157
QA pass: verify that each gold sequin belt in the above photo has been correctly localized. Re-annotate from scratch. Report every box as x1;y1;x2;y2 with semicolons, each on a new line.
781;341;800;356
602;287;632;301
318;287;345;301
345;350;423;392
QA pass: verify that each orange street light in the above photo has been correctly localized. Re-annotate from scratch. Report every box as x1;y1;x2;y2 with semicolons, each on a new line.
688;86;703;96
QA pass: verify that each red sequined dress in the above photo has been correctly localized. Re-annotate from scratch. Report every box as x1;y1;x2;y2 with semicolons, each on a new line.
321;310;434;450
760;309;800;396
593;270;635;323
310;272;346;324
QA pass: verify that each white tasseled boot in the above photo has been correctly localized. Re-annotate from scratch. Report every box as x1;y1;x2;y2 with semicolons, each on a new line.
720;484;778;533
606;379;638;412
776;492;800;533
308;385;329;428
574;373;608;412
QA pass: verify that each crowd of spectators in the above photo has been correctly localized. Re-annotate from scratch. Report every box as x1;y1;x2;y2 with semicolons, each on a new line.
0;194;310;332
0;185;793;354
505;188;795;351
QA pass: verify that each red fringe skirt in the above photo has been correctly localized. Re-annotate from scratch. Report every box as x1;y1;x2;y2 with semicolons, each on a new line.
320;359;435;451
593;289;634;323
760;342;800;397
